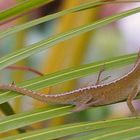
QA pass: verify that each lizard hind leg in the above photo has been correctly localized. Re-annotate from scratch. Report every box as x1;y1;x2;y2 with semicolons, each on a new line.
72;104;89;112
72;96;105;112
127;86;139;116
71;94;93;112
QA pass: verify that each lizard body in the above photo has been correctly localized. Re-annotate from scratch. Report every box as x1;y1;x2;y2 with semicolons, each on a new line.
0;52;140;115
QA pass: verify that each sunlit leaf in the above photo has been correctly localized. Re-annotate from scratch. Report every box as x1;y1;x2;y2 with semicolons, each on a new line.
0;0;52;22
0;7;139;70
1;117;140;140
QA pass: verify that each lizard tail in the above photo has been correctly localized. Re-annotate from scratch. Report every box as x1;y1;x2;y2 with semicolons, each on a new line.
0;83;69;104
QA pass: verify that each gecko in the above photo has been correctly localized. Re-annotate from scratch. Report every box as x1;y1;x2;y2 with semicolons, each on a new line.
0;52;140;116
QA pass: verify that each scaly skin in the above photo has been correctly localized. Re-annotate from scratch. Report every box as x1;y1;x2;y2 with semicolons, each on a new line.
0;52;140;115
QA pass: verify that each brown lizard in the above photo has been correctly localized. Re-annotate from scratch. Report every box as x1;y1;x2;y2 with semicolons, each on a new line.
0;52;140;116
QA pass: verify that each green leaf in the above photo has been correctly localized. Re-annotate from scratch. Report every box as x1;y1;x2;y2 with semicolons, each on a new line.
0;103;26;133
91;126;140;140
1;117;140;140
0;0;53;22
0;0;105;39
0;7;140;70
0;53;137;104
66;126;133;140
0;106;72;133
1;0;132;39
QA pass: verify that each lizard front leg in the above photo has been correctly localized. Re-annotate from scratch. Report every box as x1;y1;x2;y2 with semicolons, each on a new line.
95;65;110;85
127;86;139;116
84;65;109;86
